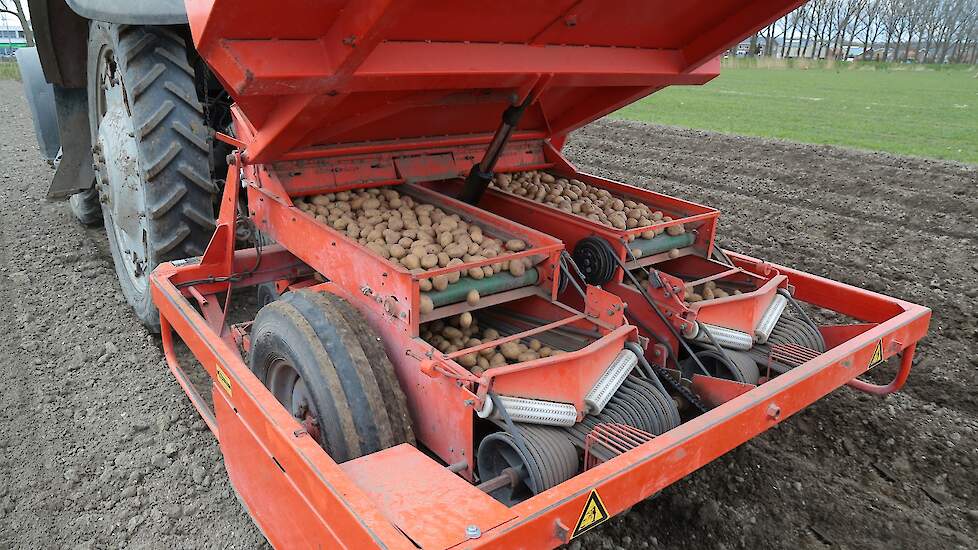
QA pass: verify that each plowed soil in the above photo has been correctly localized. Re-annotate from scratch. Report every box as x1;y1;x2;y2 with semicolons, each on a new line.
1;80;976;549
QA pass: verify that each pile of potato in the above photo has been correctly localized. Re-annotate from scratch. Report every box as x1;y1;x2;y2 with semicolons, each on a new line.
625;271;741;304
684;280;742;303
421;313;564;376
491;170;686;240
295;187;533;312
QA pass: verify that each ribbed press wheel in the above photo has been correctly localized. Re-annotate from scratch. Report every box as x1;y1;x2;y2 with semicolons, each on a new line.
683;349;760;384
477;425;578;505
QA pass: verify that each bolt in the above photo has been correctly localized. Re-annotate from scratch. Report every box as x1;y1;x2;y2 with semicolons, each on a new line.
766;403;781;420
465;525;482;539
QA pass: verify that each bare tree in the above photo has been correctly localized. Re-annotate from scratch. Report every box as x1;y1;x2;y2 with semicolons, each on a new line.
0;0;33;47
768;0;978;64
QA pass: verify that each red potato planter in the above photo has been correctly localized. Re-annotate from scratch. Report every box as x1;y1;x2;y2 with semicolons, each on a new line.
147;0;931;548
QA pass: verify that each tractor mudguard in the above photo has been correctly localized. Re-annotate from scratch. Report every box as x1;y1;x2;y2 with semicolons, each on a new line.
47;86;95;200
15;48;60;162
65;0;187;24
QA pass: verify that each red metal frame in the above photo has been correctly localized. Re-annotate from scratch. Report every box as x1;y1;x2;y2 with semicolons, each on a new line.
149;155;929;547
147;1;935;547
152;239;928;548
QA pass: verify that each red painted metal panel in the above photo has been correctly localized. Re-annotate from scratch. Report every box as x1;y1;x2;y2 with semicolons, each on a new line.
341;444;516;549
187;0;805;161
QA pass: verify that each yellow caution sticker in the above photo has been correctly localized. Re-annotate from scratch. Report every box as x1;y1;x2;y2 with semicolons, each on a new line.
572;490;610;539
216;365;233;396
867;340;884;369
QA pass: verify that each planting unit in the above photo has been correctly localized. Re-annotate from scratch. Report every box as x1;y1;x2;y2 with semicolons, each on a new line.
146;1;931;548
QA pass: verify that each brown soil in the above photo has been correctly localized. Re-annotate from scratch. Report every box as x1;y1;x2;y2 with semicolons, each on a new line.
0;80;976;549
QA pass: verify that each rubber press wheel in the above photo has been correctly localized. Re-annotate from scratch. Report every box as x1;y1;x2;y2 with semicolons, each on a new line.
88;23;216;331
477;425;578;504
249;290;415;461
683;349;760;385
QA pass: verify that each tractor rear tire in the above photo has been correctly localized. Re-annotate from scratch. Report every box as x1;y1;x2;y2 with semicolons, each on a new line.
249;291;414;461
88;23;216;331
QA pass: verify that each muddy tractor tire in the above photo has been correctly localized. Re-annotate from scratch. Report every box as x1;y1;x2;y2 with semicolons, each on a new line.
88;23;216;331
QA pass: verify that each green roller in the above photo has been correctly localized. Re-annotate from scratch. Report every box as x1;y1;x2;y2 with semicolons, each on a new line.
427;268;540;307
630;233;696;257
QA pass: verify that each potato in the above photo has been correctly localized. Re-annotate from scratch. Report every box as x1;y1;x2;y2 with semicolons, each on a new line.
505;239;526;252
421;254;439;269
687;293;703;303
458;353;478;368
443;326;463;340
509;260;525;277
419;278;432;292
401;254;421;270
528;339;542;351
389;244;407;259
467;267;485;280
538;346;553;358
367;242;390;259
459;311;473;329
489;353;507;368
432;274;449;291
482;328;499;340
477;356;490;370
668;248;680;259
517;351;540;362
420;294;434;314
466;289;480;306
500;342;521;360
640;230;656;240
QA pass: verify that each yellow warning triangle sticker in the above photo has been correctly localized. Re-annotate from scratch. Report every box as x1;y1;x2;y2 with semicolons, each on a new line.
867;340;884;369
572;490;610;539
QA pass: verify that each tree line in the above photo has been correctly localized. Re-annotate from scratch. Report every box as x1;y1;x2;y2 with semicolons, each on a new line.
746;0;978;64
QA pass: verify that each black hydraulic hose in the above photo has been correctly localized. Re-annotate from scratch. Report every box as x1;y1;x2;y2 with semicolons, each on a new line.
778;288;819;332
624;341;668;396
559;254;587;301
695;323;736;374
608;239;710;377
621;312;710;414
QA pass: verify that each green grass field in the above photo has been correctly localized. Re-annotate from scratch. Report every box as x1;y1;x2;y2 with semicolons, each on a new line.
0;62;20;81
613;62;978;164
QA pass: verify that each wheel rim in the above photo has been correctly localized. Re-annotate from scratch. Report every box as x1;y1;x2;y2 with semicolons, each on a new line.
266;356;324;444
93;47;151;295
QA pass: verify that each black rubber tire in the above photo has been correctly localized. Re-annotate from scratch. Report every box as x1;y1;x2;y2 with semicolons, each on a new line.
88;23;216;331
69;188;103;226
256;282;281;309
313;292;416;446
249;290;413;462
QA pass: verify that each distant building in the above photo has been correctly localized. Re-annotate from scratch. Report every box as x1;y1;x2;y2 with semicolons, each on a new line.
0;17;27;57
734;36;779;57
